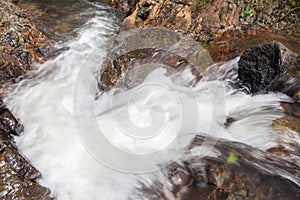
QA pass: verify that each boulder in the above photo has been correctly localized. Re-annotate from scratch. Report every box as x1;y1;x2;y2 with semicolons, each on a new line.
237;42;283;93
238;42;300;101
99;28;213;91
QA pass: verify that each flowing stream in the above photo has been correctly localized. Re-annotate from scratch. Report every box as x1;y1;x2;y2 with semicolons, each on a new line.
3;0;300;199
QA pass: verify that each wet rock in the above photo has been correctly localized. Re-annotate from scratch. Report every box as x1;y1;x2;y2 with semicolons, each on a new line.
0;108;24;136
238;42;283;93
140;136;300;200
267;145;291;155
273;116;300;134
3;0;20;4
0;0;51;88
0;142;41;180
101;48;194;90
111;0;299;65
0;106;51;198
20;0;112;42
272;102;300;135
0;123;54;199
0;126;53;199
122;0;193;32
205;30;300;62
0;108;51;197
0;149;52;200
238;42;300;101
111;0;137;13
281;102;300;118
99;28;213;91
0;1;53;197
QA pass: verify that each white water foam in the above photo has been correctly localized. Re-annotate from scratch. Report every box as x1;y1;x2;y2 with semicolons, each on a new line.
4;5;293;200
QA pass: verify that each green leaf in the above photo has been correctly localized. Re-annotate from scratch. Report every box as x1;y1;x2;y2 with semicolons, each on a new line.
227;152;238;164
244;10;253;17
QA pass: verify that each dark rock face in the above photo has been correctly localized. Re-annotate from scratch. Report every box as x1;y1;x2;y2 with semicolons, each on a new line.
238;42;300;100
140;136;300;200
238;42;283;93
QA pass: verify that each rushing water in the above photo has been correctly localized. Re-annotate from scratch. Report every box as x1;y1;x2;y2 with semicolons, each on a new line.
3;0;299;199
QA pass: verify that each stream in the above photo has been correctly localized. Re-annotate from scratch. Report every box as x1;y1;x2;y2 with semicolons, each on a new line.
3;0;300;199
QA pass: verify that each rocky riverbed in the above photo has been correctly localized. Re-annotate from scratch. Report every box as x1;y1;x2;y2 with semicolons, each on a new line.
0;0;300;199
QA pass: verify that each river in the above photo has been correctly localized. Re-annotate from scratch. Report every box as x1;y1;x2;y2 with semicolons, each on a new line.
3;0;300;199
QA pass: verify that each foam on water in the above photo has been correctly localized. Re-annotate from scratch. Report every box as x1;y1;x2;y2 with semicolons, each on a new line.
4;4;293;200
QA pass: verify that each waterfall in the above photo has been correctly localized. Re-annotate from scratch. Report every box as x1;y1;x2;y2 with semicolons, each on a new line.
4;1;295;199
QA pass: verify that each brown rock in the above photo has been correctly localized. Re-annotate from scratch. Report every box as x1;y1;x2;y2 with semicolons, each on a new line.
0;0;51;88
140;136;300;200
118;0;300;56
122;0;193;31
0;111;53;199
273;116;300;134
280;102;300;118
0;108;24;136
0;148;52;200
0;126;53;199
205;30;300;62
0;104;53;199
0;1;53;197
99;28;213;91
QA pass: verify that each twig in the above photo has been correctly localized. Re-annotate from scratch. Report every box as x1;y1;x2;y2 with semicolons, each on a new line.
275;6;300;22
